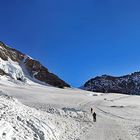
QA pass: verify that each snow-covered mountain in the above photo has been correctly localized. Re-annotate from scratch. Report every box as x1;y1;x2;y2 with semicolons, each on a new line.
0;41;70;88
0;41;140;140
83;72;140;95
1;41;140;140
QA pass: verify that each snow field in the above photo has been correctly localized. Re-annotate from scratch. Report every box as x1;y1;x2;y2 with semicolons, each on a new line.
0;92;92;140
0;79;140;139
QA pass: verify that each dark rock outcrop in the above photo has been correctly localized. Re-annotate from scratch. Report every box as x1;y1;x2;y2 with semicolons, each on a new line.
83;73;140;95
0;41;24;62
24;57;70;88
0;69;10;76
0;41;70;88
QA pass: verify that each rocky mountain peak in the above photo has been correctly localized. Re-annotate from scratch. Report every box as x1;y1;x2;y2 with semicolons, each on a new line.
0;41;24;62
0;41;70;88
83;72;140;95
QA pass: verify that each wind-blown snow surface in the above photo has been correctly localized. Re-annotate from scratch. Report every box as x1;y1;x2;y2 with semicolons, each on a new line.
0;80;140;140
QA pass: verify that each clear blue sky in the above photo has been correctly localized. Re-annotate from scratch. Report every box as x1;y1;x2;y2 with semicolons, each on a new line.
1;0;140;87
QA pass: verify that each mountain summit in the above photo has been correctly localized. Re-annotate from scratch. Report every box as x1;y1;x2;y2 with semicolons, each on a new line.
83;72;140;95
0;41;70;88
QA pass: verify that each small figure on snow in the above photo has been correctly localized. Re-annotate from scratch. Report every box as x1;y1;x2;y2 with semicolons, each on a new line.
91;108;93;113
92;112;96;122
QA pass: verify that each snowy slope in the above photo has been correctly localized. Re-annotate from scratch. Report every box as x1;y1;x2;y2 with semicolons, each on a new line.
0;57;26;81
0;80;140;140
0;89;90;140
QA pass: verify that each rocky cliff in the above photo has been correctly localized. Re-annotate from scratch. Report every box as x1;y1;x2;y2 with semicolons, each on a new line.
83;72;140;95
0;41;70;88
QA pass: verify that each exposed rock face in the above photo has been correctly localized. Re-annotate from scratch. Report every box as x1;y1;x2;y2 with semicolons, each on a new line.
0;41;70;88
24;58;70;88
0;69;10;76
83;73;140;95
0;42;24;62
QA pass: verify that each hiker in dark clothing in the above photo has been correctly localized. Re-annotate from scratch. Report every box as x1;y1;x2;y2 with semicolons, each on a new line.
91;108;93;113
92;112;96;122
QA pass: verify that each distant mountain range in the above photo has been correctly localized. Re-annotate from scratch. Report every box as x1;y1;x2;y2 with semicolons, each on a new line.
0;41;70;88
82;73;140;95
2;41;140;95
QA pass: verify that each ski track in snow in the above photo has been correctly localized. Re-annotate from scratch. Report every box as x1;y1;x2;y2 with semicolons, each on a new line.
0;81;140;140
79;98;136;140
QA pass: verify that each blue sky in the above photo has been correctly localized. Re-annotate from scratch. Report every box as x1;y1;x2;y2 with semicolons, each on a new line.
1;0;140;87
